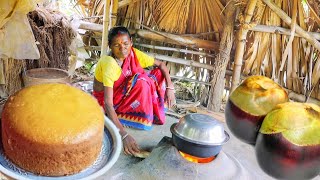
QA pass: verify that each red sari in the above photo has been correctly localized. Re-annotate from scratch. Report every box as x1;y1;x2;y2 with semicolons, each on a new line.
93;49;166;130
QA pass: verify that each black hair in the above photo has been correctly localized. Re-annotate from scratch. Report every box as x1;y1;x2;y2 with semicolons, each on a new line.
108;26;132;46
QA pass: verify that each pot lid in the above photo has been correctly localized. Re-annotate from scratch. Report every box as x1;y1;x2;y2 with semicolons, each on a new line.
171;113;230;146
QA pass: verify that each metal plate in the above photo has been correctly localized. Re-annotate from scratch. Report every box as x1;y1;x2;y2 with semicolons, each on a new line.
0;117;121;180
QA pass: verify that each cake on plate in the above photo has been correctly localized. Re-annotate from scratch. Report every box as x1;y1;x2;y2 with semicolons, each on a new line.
1;83;105;176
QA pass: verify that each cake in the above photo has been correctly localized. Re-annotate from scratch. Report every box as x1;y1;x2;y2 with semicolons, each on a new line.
1;83;105;176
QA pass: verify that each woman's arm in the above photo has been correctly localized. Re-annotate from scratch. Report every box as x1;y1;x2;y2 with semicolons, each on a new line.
104;87;140;155
104;87;125;133
154;60;176;107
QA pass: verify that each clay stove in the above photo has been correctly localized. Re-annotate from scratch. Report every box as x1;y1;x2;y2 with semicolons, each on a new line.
178;151;216;164
114;137;254;180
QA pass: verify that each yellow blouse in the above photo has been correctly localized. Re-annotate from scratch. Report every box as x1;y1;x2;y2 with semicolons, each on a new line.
94;48;155;87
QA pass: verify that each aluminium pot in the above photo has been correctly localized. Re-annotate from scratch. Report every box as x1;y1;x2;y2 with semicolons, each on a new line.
170;113;229;158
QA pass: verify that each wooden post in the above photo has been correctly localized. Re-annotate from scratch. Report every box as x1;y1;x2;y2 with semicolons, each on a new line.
262;0;320;52
111;0;118;27
206;0;236;111
101;0;111;55
230;0;258;92
145;52;215;70
135;29;219;50
118;0;140;8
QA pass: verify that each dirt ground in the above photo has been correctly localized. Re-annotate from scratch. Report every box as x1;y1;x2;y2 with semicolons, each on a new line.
99;114;276;180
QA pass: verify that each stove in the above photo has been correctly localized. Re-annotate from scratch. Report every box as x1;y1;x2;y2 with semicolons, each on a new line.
114;137;254;180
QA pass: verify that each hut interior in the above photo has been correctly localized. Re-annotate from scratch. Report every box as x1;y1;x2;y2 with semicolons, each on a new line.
75;0;320;113
1;0;320;113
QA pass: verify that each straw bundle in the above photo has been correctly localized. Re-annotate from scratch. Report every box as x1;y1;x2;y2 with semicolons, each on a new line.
26;8;76;70
149;0;191;34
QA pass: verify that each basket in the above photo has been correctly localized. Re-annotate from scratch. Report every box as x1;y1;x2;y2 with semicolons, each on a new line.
23;68;70;87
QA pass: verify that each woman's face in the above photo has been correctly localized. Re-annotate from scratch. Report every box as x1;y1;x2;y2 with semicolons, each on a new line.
110;34;132;60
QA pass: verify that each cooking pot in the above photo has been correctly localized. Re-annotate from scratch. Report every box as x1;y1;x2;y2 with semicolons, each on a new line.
170;113;229;158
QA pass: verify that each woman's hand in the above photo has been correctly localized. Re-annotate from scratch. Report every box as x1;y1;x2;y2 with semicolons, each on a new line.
153;60;176;108
122;134;140;155
165;88;176;108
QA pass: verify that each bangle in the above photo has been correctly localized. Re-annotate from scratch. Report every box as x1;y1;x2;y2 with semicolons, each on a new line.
166;87;175;90
122;132;129;140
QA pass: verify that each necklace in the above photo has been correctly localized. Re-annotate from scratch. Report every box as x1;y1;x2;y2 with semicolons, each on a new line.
115;58;131;78
115;58;123;67
112;55;132;78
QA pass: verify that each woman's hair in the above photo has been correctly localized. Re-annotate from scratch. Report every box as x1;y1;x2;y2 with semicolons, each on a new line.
108;26;132;46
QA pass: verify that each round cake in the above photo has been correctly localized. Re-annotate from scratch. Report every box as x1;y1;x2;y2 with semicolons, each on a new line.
1;83;105;176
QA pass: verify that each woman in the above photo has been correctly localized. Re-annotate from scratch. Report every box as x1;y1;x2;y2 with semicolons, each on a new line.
93;26;175;156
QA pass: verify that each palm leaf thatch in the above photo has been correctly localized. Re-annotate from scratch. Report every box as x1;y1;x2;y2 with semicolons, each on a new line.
240;0;320;101
76;0;320;107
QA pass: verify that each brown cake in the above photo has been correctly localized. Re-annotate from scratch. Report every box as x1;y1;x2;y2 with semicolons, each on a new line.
1;83;105;176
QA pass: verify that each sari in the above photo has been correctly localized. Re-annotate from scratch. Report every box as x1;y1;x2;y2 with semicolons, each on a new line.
93;48;166;130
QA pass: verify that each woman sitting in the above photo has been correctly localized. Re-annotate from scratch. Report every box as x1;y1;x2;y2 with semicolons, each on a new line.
93;26;175;155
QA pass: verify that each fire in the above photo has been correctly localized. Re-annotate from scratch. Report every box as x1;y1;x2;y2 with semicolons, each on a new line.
179;151;216;163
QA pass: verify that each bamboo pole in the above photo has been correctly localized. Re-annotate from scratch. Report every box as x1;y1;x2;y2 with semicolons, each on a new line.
262;0;320;52
147;52;233;77
85;44;216;58
288;90;320;106
231;0;258;92
0;59;5;85
118;0;140;8
79;21;103;31
171;75;211;86
101;0;111;55
135;29;219;50
111;0;118;27
181;31;219;37
248;24;320;40
135;43;215;57
145;52;214;70
207;0;236;111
